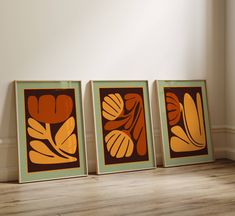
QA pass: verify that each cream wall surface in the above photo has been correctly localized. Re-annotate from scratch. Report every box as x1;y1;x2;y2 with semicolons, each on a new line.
0;0;226;181
225;0;235;160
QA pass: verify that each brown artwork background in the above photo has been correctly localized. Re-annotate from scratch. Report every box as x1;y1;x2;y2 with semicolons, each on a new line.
164;87;208;158
99;87;149;165
24;89;80;173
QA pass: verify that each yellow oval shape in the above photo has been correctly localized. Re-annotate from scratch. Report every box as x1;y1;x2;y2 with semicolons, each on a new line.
105;130;134;158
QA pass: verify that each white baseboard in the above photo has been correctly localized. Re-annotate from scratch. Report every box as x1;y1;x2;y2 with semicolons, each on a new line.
0;126;234;182
223;125;235;160
226;149;235;160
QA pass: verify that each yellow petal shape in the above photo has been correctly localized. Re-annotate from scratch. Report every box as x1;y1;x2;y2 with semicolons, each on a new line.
102;93;124;120
184;93;200;139
104;95;121;113
125;139;134;157
110;133;125;157
105;130;134;158
30;140;55;157
116;135;134;158
55;117;75;146
170;136;205;152
28;118;46;134
102;111;116;121
59;133;77;154
105;130;120;151
183;93;206;146
28;127;46;140
171;126;191;144
29;150;77;164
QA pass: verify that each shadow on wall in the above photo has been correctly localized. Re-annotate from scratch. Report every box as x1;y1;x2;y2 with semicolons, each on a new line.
205;0;225;125
0;82;17;137
0;82;18;181
150;81;162;165
84;81;97;173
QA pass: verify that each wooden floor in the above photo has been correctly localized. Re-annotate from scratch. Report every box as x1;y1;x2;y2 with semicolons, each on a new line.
0;159;234;216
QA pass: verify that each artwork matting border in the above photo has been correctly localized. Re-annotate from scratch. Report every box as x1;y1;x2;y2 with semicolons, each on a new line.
156;80;214;167
15;80;88;183
91;80;156;174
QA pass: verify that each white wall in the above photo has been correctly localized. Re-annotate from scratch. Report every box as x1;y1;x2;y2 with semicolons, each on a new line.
0;0;226;182
225;0;235;160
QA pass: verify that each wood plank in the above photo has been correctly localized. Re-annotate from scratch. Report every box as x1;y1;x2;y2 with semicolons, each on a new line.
0;159;234;216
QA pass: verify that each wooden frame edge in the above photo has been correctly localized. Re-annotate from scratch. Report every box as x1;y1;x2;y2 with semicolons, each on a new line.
14;80;88;183
90;80;156;175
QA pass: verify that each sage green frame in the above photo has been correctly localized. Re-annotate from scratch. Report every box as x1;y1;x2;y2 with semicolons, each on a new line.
156;80;214;167
91;80;156;174
15;81;87;183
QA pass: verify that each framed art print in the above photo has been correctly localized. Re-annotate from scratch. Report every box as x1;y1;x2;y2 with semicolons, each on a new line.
91;80;156;174
156;80;214;167
15;81;87;183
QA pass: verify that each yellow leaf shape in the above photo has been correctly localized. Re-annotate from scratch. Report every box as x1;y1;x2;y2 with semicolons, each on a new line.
105;130;134;158
29;150;77;164
55;117;75;146
59;134;77;154
170;136;205;152
30;140;55;157
171;126;191;144
102;93;124;120
105;130;120;151
116;135;134;158
28;118;46;134
28;127;46;139
183;93;206;146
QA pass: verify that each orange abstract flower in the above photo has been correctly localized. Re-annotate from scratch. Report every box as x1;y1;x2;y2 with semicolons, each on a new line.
165;92;181;126
105;130;134;158
28;95;73;124
103;93;147;157
170;93;206;152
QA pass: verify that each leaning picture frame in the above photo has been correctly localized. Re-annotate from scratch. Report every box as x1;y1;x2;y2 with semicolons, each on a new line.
15;81;87;183
91;80;156;174
156;80;214;167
